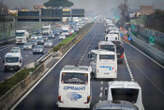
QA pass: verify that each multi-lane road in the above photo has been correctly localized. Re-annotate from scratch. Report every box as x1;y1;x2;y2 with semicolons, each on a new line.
0;36;59;81
9;23;164;110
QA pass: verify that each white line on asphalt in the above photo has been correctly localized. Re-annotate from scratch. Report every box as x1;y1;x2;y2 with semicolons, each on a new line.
11;40;78;110
100;81;103;85
127;42;164;69
124;53;134;81
99;92;103;98
100;87;103;91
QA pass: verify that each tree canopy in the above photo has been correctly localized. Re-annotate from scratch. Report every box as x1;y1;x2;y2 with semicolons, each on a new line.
44;0;74;8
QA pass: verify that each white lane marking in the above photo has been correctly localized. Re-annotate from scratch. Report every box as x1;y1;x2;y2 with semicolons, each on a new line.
11;40;78;110
134;62;164;96
100;81;103;85
126;42;164;69
124;53;134;81
100;87;103;91
99;92;103;98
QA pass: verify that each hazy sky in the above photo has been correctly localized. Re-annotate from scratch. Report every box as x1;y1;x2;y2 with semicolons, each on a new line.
1;0;164;16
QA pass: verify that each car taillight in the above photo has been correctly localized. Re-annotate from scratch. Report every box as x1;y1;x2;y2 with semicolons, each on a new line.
120;53;124;58
85;96;90;104
58;96;63;103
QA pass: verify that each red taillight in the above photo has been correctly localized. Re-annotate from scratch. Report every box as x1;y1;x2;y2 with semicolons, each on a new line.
85;96;90;104
58;96;63;103
120;53;124;59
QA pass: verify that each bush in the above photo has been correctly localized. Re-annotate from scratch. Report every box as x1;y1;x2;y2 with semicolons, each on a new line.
0;68;35;97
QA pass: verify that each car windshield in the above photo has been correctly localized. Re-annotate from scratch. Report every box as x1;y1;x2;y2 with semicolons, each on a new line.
111;88;139;103
99;55;115;60
16;32;25;36
6;57;19;63
100;45;115;52
62;72;88;84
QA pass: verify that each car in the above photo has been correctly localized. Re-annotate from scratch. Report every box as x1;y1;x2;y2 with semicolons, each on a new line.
59;35;66;40
37;38;44;45
29;39;37;47
112;41;124;63
10;47;21;53
23;42;33;50
93;100;138;110
32;45;44;54
30;35;38;40
44;40;53;48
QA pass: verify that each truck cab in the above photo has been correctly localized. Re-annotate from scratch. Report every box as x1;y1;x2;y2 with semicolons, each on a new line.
58;65;92;109
107;81;144;110
42;25;54;38
3;52;22;71
16;30;29;44
88;49;117;79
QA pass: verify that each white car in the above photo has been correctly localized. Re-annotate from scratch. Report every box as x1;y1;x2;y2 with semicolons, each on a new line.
59;35;66;40
58;65;92;109
107;81;145;110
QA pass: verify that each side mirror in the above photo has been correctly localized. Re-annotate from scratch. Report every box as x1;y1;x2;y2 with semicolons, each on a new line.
95;46;98;49
2;60;4;63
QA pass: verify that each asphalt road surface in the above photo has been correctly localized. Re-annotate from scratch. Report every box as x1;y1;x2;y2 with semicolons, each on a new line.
14;23;164;110
0;37;59;81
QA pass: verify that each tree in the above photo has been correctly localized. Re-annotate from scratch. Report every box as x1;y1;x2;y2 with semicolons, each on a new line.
44;0;74;8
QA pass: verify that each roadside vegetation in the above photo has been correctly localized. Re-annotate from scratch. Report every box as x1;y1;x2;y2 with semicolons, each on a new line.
53;33;77;52
0;68;35;97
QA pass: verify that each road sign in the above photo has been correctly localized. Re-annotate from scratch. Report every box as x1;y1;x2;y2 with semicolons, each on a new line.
149;35;155;45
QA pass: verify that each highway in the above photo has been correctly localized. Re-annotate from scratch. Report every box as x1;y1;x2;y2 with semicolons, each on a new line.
0;36;59;81
12;23;164;110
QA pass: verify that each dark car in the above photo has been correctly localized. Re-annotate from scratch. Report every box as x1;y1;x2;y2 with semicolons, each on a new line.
112;41;124;64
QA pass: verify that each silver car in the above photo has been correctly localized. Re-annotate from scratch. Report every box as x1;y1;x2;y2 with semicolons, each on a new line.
44;40;53;48
93;100;138;110
23;42;33;50
32;45;44;54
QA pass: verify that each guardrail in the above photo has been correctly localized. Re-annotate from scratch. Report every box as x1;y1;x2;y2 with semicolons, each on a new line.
0;23;94;110
130;32;164;66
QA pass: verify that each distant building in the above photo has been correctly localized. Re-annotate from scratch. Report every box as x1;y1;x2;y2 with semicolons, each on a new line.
33;5;46;11
139;5;155;16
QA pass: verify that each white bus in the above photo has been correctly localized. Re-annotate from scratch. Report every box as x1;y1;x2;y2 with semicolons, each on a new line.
16;30;29;44
58;65;92;109
88;49;117;79
98;41;116;53
107;81;144;110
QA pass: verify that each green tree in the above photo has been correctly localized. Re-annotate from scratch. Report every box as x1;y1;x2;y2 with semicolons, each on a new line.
44;0;74;8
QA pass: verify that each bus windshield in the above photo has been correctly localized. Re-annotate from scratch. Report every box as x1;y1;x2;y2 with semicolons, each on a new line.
62;72;88;84
16;32;25;36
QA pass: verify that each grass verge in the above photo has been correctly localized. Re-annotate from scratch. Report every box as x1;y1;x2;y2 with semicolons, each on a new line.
0;68;35;97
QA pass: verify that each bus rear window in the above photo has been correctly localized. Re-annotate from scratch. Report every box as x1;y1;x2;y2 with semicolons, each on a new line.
100;45;115;52
111;88;139;103
99;55;115;60
62;73;88;84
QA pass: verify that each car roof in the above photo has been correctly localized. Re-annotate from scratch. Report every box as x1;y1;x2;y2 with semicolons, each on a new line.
61;65;91;73
16;30;26;32
94;100;138;110
108;81;141;90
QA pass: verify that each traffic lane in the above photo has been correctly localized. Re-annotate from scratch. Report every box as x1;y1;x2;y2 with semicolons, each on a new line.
16;23;105;110
124;43;164;110
22;37;59;66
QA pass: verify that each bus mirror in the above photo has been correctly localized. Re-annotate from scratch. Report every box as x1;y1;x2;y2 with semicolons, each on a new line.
95;46;98;49
2;60;4;63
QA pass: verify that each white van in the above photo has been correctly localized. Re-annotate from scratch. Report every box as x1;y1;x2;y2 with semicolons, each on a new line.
107;81;144;110
3;52;22;71
16;30;29;44
98;41;116;53
58;65;92;109
88;49;117;79
105;33;120;41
